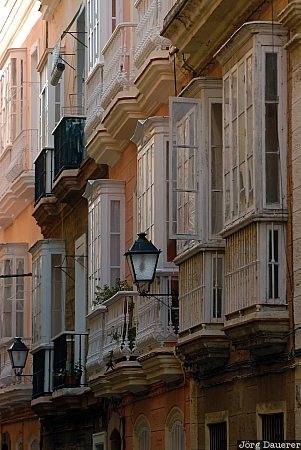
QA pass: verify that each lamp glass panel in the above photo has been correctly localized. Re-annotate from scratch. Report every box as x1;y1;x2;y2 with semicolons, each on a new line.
131;253;158;282
11;349;28;368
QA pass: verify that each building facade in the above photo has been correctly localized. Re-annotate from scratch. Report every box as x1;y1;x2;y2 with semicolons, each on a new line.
0;1;42;448
2;0;301;449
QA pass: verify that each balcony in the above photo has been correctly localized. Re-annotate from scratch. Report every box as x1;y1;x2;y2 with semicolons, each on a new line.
223;223;289;357
51;115;86;202
33;147;59;233
34;147;54;203
134;0;172;69
0;129;38;229
53;116;85;180
175;251;229;374
87;281;182;397
85;63;104;141
101;23;143;142
133;0;180;116
31;332;88;417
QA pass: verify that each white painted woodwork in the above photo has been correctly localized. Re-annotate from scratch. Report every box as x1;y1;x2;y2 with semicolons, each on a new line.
84;179;126;311
101;23;137;110
134;0;171;69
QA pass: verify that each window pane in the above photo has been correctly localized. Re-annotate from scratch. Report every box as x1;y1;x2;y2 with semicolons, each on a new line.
246;55;252;107
266;151;279;204
265;52;279;205
211;103;223;235
231;70;237;119
265;53;278;101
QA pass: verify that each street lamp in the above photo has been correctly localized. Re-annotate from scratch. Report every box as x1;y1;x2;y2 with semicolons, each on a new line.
125;232;161;294
7;337;29;378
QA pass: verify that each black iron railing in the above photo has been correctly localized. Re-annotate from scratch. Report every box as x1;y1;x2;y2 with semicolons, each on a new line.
52;331;87;390
53;116;86;180
34;147;54;203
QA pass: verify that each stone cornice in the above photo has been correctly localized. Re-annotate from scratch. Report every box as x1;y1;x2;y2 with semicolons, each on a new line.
214;21;287;65
278;1;301;33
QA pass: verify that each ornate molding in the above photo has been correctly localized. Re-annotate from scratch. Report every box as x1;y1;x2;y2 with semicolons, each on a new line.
278;1;301;33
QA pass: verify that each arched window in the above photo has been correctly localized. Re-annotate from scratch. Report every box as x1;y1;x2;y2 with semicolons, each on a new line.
133;415;150;450
165;407;185;450
110;429;121;450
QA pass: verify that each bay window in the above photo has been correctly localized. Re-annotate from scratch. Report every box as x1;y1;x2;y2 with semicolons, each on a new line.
30;239;65;346
215;22;287;228
0;49;26;154
132;116;175;267
0;244;28;339
84;179;125;310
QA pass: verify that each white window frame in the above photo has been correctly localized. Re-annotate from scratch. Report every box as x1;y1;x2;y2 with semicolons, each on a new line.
261;44;286;210
86;0;123;75
0;49;26;153
209;99;223;238
30;239;66;347
87;0;100;72
169;96;201;241
84;179;125;311
0;243;29;339
169;80;223;248
259;222;286;304
39;56;64;149
132;116;175;269
223;50;254;223
75;234;87;333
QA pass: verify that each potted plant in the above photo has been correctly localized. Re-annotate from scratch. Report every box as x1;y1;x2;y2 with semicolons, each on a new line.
54;362;83;387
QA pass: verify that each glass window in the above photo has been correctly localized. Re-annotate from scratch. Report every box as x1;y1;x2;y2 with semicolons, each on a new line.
223;53;254;224
86;180;125;309
170;98;199;239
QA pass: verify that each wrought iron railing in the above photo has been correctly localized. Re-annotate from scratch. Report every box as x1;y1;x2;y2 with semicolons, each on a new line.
34;147;54;203
53;116;86;180
52;332;87;390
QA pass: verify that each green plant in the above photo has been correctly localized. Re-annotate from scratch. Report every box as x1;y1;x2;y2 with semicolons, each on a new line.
54;367;67;380
71;362;83;377
54;362;83;380
94;279;132;305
